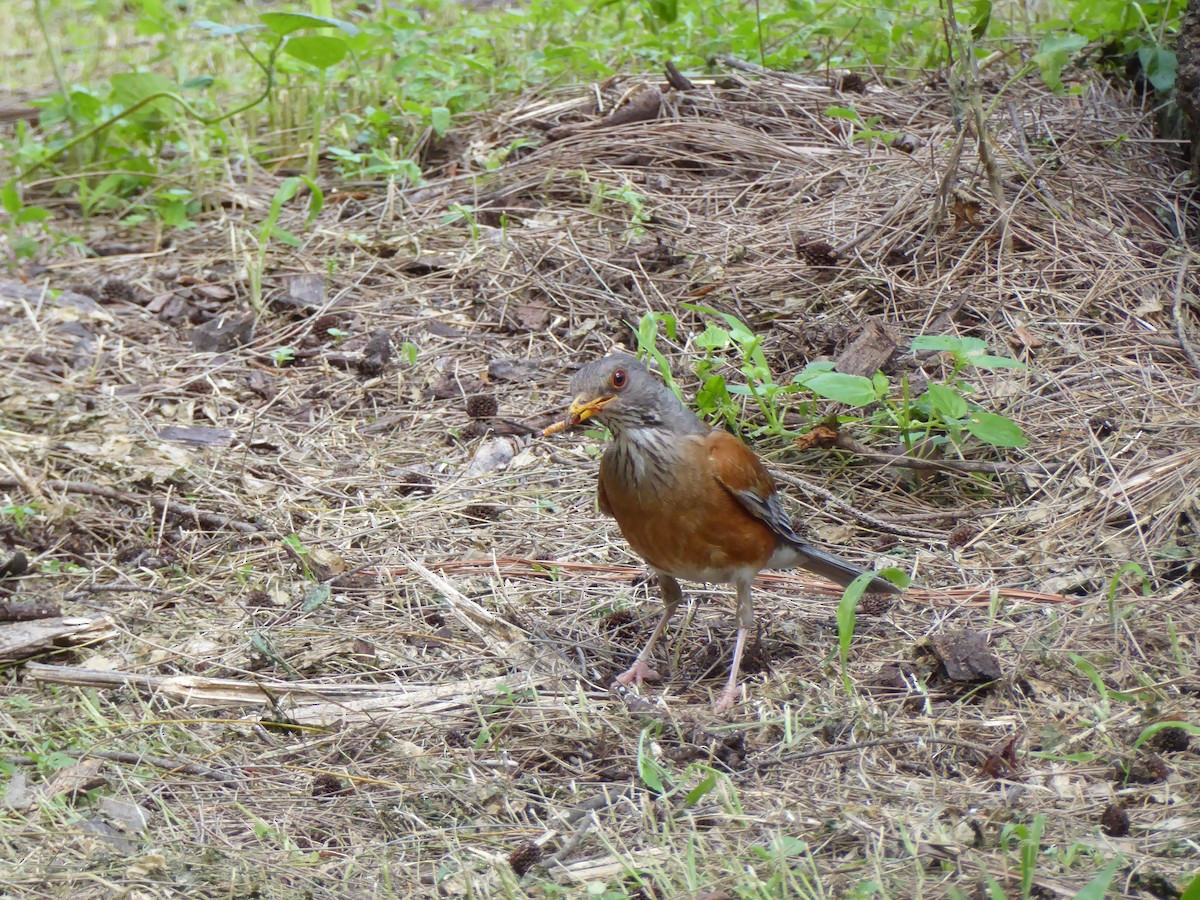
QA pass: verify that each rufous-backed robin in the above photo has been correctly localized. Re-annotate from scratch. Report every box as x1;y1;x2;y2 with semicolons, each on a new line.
546;353;901;713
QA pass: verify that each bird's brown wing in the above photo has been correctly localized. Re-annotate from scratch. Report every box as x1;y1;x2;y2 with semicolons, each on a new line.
705;431;799;542
707;430;902;594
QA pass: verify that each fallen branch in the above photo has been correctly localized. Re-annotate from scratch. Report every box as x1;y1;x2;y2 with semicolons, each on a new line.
24;661;560;726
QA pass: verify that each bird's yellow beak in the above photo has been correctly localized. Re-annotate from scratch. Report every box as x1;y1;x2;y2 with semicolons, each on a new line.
542;395;614;437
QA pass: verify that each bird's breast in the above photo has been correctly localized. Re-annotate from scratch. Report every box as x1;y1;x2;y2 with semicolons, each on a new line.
599;434;776;585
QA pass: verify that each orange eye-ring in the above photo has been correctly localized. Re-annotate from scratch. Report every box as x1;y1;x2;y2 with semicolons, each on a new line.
610;368;627;389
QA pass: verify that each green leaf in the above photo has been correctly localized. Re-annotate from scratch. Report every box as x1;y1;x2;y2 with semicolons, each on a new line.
1139;45;1177;93
647;0;677;24
1071;653;1108;700
260;12;360;37
636;729;668;793
801;371;877;406
836;572;876;694
911;334;973;353
284;35;349;69
684;771;717;807
1;179;21;216
968;0;991;40
970;354;1026;370
1181;872;1200;900
825;105;860;120
925;382;967;420
431;106;451;137
110;71;177;119
301;584;331;612
1034;31;1088;92
965;411;1027;448
15;206;52;225
1072;859;1120;900
192;20;261;37
695;323;731;351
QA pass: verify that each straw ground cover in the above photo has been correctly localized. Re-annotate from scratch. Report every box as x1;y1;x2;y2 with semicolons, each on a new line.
2;33;1200;900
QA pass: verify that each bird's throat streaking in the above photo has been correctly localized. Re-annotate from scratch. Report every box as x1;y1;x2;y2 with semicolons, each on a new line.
542;395;615;437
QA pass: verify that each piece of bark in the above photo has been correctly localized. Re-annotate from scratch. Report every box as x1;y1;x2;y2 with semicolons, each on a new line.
835;319;898;377
0;616;115;662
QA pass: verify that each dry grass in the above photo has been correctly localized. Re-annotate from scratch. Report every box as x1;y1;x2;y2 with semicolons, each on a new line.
1;69;1198;898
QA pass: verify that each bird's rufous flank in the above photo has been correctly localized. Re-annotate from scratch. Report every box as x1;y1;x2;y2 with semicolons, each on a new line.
545;352;901;714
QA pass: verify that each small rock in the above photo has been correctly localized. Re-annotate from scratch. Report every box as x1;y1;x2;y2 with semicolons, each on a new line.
191;313;255;352
487;358;538;383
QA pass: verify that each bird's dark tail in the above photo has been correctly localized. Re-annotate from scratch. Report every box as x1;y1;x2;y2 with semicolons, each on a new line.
770;540;902;594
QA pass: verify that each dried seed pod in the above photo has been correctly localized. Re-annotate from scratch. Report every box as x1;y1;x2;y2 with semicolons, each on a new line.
508;841;543;877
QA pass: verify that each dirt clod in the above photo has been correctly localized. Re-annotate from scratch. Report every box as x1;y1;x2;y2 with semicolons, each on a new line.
1099;802;1130;837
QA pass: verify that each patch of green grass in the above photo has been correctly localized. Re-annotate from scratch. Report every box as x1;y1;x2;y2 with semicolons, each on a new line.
2;0;1185;260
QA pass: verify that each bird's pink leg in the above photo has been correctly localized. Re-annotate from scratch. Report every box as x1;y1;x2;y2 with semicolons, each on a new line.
713;579;755;714
714;627;749;713
615;574;682;687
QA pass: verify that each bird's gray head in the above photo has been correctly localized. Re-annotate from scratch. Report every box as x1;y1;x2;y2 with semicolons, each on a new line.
564;353;688;435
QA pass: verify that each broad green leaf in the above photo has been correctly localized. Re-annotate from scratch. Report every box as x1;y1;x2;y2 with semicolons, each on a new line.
971;353;1026;369
801;371;877;406
648;0;677;24
284;35;349;69
1181;872;1200;900
1139;45;1177;93
825;105;859;120
695;324;731;350
260;12;360;37
912;334;969;353
965;411;1027;447
1034;31;1088;91
15;207;51;225
431;106;451;137
926;382;967;419
110;71;177;119
969;0;992;40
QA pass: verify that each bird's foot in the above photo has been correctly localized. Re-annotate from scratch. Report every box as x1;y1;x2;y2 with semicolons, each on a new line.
713;685;741;715
615;659;662;686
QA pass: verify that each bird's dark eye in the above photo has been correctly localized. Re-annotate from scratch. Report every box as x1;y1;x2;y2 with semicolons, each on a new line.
610;368;627;389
